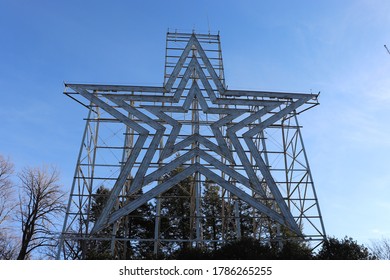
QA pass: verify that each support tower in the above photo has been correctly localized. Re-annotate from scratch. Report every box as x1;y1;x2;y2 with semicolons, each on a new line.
58;31;326;259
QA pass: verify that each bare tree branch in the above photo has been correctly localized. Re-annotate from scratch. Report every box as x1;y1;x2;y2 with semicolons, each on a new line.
370;237;390;260
16;166;66;260
0;231;19;260
0;155;19;260
0;155;15;227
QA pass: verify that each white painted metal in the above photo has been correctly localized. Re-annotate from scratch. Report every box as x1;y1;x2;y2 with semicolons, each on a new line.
58;31;325;259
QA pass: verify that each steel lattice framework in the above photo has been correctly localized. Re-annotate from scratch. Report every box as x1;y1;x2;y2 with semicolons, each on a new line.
57;32;326;259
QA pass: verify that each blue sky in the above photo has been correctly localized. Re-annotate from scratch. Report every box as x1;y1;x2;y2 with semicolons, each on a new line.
1;0;390;246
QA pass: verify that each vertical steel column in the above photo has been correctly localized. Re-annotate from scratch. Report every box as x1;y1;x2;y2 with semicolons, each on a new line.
293;114;327;239
57;105;93;259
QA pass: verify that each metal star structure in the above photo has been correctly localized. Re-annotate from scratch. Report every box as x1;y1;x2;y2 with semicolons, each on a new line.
58;31;326;258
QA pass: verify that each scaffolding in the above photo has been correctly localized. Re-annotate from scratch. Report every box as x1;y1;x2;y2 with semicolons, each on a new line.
57;31;326;259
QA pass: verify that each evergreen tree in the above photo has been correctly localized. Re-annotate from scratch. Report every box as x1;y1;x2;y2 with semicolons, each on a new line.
159;167;194;252
84;186;112;259
119;188;154;259
277;241;313;260
201;179;223;251
85;185;154;259
316;236;375;260
212;238;276;259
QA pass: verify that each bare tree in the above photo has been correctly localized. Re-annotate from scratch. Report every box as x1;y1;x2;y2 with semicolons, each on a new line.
16;166;66;260
0;155;18;260
0;155;15;227
0;232;18;260
370;237;390;260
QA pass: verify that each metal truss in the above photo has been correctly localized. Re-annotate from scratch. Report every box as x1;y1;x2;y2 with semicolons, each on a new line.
57;31;326;259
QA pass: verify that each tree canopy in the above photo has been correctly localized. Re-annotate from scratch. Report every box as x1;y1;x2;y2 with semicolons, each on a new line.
315;236;375;260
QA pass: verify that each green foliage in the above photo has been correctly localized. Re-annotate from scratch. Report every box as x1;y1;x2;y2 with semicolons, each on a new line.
212;238;275;259
84;249;114;260
202;180;223;251
212;238;313;260
277;241;313;260
85;185;154;259
122;189;155;259
84;186;112;259
315;236;375;260
159;168;195;252
89;186;111;223
169;238;313;260
169;247;211;260
167;236;379;260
